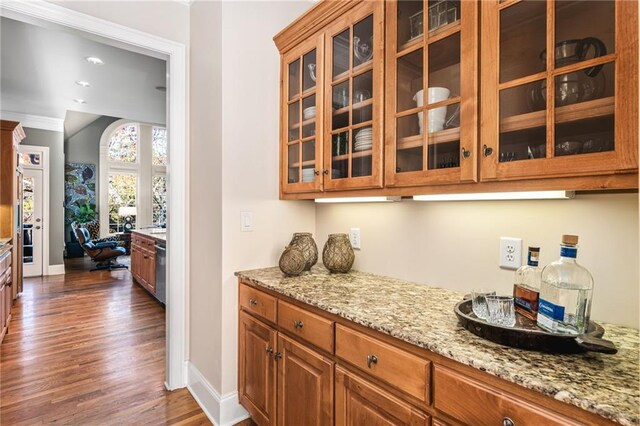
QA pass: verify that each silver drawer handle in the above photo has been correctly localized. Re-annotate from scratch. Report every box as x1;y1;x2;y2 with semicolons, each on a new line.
249;298;258;306
503;417;515;426
293;320;304;329
366;354;378;368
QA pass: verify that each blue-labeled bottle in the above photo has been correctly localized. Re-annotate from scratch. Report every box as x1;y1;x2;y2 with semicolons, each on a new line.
513;246;542;321
537;235;594;335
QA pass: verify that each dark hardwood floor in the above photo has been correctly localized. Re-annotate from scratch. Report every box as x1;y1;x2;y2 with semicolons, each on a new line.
0;256;211;425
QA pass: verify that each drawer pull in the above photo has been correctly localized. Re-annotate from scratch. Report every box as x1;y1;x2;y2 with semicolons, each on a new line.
366;354;378;368
293;320;304;329
249;298;258;306
503;417;515;426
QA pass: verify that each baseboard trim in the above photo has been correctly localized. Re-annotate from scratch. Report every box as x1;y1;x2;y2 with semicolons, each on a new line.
46;264;66;275
186;361;249;426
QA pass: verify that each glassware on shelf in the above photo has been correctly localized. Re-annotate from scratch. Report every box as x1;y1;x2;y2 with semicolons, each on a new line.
428;0;458;32
408;10;423;41
353;36;373;63
308;63;316;83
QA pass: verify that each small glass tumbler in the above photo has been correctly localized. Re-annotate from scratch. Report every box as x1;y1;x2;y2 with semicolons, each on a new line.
486;295;517;327
471;288;496;320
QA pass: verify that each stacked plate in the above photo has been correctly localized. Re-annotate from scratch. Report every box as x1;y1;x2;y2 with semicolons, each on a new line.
354;127;372;152
301;168;316;182
303;106;316;120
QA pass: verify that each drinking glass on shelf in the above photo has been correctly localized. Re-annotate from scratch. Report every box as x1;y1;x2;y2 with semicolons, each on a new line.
471;288;496;320
486;295;516;327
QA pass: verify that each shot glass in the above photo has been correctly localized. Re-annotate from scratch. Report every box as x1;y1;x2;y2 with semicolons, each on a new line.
471;288;496;320
486;295;516;327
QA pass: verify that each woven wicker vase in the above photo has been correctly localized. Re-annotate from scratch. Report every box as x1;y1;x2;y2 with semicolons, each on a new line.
322;233;355;273
279;246;306;276
289;232;318;271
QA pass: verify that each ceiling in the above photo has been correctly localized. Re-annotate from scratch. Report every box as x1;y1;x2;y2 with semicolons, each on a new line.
0;17;167;125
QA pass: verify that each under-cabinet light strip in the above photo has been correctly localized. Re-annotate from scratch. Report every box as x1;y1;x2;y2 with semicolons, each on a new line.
412;191;575;201
315;196;400;204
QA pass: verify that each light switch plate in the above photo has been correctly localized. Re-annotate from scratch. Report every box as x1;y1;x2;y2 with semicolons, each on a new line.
240;211;253;232
349;228;361;250
499;237;522;270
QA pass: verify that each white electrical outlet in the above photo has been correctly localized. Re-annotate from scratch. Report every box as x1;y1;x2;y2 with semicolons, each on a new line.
499;237;522;270
349;228;361;250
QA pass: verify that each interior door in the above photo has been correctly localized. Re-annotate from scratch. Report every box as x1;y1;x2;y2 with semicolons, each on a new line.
22;169;43;277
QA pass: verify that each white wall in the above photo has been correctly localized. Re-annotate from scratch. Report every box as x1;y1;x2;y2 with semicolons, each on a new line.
316;192;639;328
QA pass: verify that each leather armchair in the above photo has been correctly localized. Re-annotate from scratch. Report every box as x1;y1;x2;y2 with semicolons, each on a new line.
74;227;128;271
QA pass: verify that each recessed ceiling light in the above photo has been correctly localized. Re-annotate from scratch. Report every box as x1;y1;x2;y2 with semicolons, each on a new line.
76;81;91;87
85;56;104;65
73;99;87;104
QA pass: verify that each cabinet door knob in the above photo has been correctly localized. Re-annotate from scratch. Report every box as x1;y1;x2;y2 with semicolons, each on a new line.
366;354;378;368
322;169;329;175
293;320;304;329
265;346;273;356
249;298;258;306
461;147;472;159
274;352;282;361
314;169;320;176
483;144;494;157
502;417;515;426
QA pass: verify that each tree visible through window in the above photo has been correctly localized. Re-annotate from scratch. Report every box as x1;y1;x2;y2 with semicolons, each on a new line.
152;176;167;226
108;174;137;233
152;127;167;166
109;124;138;163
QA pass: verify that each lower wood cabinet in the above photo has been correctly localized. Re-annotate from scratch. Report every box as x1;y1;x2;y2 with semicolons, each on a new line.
0;247;12;344
131;233;156;295
238;281;615;426
335;366;429;426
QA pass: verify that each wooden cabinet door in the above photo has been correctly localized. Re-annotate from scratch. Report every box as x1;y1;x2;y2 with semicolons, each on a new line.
146;252;156;292
335;366;429;426
276;334;334;426
480;0;638;182
3;282;10;326
385;0;478;187
0;284;5;335
323;0;385;191
239;311;277;426
281;34;324;194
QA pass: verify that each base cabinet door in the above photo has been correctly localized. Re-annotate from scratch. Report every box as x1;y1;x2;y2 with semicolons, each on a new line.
0;284;5;334
335;366;429;426
276;334;334;426
239;311;277;426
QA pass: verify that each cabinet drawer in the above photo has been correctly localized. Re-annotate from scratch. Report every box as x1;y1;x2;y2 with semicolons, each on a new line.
434;366;581;426
277;300;334;353
335;324;430;403
239;283;276;323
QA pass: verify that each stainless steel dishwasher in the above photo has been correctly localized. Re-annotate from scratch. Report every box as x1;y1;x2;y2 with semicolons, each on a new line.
155;241;166;305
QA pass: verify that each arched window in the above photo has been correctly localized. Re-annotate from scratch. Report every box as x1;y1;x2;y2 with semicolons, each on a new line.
100;120;167;236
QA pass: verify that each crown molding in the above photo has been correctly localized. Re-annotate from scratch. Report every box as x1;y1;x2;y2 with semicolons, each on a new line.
0;111;64;132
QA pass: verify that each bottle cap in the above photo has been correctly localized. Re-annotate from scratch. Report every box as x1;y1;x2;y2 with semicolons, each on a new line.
562;234;579;245
529;246;540;252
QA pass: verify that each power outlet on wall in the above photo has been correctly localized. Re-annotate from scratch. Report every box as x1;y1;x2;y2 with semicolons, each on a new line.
349;228;361;250
499;237;522;270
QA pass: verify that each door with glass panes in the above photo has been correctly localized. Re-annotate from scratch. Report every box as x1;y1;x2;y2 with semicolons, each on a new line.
323;1;384;191
282;35;324;194
480;0;638;181
386;0;478;187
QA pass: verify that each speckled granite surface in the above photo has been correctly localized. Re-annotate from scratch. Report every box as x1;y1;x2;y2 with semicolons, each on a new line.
236;266;640;425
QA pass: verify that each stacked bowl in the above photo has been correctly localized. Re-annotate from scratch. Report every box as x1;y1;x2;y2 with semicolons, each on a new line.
354;127;372;152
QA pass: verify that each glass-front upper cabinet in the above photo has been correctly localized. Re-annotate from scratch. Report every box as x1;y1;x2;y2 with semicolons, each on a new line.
282;35;324;193
481;0;638;181
385;0;478;187
323;1;384;191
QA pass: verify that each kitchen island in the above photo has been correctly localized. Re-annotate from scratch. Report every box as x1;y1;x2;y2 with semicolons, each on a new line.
130;230;166;304
236;266;639;425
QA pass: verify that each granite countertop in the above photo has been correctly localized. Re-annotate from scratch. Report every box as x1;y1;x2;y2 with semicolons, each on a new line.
235;266;640;425
132;229;166;242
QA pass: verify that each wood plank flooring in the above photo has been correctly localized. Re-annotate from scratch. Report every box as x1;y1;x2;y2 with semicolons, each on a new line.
0;256;211;425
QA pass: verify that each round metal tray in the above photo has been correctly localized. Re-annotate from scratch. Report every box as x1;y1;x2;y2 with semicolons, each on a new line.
454;299;616;354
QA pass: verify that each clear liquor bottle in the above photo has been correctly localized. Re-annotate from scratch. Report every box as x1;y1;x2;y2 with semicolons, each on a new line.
513;247;542;321
537;235;593;335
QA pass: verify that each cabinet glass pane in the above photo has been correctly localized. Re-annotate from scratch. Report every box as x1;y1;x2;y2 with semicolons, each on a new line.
288;101;300;142
302;141;316;182
427;102;460;170
427;0;460;32
353;71;373;125
352;129;372;177
287;144;300;183
500;1;547;83
331;131;349;179
289;59;300;100
499;81;546;162
353;15;374;68
554;62;614;157
303;49;317;92
397;49;423;113
332;81;350;130
396;114;423;173
302;96;316;138
555;1;614;67
397;1;424;46
333;29;350;79
428;32;460;99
